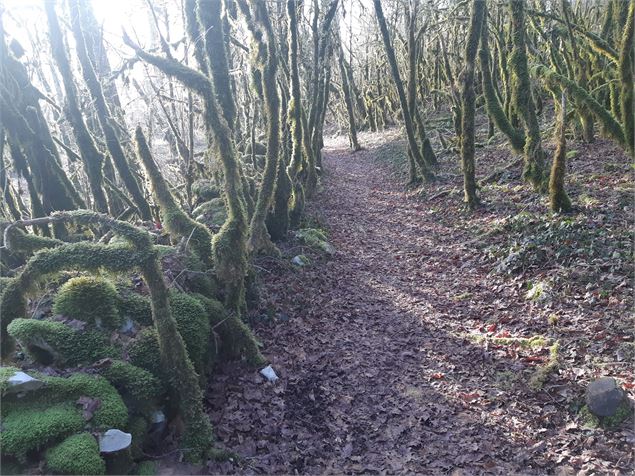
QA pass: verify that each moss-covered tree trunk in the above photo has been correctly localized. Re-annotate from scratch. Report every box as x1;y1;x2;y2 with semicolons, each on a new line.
478;7;526;153
373;0;434;182
460;0;486;210
307;0;339;179
45;1;109;215
549;95;572;213
408;1;437;171
509;0;546;190
337;39;361;151
69;0;152;220
286;0;306;226
236;0;281;255
619;0;634;155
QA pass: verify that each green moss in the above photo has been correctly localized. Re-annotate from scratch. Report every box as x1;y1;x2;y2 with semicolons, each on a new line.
3;225;63;257
529;342;560;390
7;318;117;366
128;293;210;378
128;328;162;379
192;179;220;202
136;460;157;475
0;276;12;294
602;400;633;428
192;198;227;228
467;333;548;348
53;276;121;330
99;360;162;413
128;416;149;459
579;404;601;428
135;126;214;268
118;291;153;326
1;402;84;461
46;433;106;475
38;373;128;429
295;228;334;254
169;292;210;375
193;293;263;366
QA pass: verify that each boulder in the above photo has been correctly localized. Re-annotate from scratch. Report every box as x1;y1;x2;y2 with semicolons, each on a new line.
586;377;626;417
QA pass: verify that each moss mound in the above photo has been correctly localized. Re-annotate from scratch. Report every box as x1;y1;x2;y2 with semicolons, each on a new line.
168;292;210;374
46;433;106;475
128;328;162;379
99;360;162;413
295;228;335;254
34;373;128;429
192;179;220;202
7;318;117;366
0;372;127;461
53;276;121;330
128;293;211;379
118;291;153;326
193;198;227;228
1;402;84;461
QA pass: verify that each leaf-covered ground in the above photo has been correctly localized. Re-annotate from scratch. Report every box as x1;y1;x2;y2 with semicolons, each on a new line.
204;130;633;474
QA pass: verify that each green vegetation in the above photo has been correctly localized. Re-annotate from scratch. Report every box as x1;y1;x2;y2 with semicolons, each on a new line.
7;318;117;365
1;402;85;461
99;360;162;413
46;433;106;475
53;276;121;329
117;291;153;326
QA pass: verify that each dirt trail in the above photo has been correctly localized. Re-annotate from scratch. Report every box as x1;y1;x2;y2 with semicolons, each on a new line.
204;135;631;475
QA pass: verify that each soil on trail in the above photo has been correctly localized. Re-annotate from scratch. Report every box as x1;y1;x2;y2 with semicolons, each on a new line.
204;131;633;475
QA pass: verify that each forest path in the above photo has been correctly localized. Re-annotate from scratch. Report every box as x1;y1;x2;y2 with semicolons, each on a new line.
205;133;537;475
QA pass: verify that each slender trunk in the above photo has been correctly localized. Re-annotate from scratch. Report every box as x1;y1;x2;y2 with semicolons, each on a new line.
69;0;152;219
373;0;434;182
460;0;486;210
337;41;361;151
45;1;109;214
549;95;572;212
509;0;546;190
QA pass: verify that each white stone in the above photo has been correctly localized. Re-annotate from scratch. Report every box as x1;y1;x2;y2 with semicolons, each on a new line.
6;371;44;393
99;429;132;453
151;410;166;424
260;365;279;382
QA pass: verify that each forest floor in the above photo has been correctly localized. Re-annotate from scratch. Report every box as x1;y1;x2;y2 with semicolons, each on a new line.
201;129;633;475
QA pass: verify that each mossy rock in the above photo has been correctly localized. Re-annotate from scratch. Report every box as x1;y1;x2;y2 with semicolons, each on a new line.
192;179;220;202
1;401;85;462
37;373;127;428
0;372;126;461
46;433;106;475
579;400;633;429
99;360;162;414
7;318;118;366
193;198;227;228
53;276;121;330
295;228;335;254
118;291;153;327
